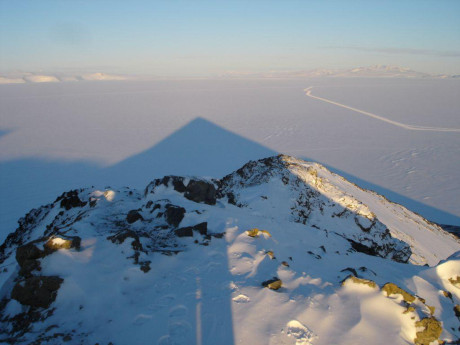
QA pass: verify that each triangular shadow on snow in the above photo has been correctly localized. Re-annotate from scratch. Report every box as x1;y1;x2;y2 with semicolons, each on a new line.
100;117;277;188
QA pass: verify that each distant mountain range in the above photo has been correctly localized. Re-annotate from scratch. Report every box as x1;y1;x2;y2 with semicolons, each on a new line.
1;65;458;84
0;72;128;84
219;65;459;79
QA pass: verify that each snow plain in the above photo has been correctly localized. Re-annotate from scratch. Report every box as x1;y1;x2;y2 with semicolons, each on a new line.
1;78;459;242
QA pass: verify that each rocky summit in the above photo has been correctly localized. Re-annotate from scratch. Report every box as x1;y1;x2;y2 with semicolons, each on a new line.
0;155;459;345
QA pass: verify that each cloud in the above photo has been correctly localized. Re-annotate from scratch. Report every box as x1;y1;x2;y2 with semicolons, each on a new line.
325;46;460;58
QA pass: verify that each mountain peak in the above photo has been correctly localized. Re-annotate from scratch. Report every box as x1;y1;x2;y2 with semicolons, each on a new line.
0;155;459;344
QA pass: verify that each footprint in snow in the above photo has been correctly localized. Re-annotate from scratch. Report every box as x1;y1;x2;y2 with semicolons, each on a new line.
133;313;152;326
169;305;188;318
168;321;193;345
285;320;317;345
149;294;176;309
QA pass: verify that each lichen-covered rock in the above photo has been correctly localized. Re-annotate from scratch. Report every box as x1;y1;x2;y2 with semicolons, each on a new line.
44;236;81;253
126;210;144;224
246;228;271;238
262;277;282;290
382;283;416;303
414;317;442;345
449;276;460;288
165;205;185;228
11;276;63;308
341;275;377;289
184;180;216;205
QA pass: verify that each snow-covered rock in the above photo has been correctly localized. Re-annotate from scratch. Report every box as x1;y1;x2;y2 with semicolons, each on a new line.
0;155;459;344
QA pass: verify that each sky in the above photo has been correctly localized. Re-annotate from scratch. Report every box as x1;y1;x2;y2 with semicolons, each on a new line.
1;0;459;77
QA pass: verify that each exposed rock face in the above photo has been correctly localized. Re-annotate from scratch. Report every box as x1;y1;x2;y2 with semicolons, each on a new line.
0;205;52;264
16;244;43;267
175;222;208;237
218;155;412;263
165;205;185;228
184;180;217;205
126;210;144;224
56;190;87;210
144;176;187;196
11;276;63;308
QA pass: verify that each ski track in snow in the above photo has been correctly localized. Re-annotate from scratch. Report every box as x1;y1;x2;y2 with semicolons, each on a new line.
304;87;460;133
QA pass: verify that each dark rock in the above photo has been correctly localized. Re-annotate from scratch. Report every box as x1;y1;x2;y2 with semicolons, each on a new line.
193;222;207;235
127;210;144;224
1;205;52;265
354;216;376;232
140;261;151;273
107;230;139;245
169;177;186;193
175;227;193;237
211;232;225;239
347;238;411;263
144;176;187;196
165;205;185;228
145;200;153;209
454;305;460;319
184;180;216;205
341;267;358;277
57;190;86;211
19;259;41;278
16;244;44;267
175;222;207;237
12;276;63;308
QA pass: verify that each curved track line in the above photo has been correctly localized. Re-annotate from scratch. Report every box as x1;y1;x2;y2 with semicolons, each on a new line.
304;87;460;133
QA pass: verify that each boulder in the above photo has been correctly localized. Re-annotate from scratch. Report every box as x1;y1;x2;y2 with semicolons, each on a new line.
165;205;185;228
341;276;377;289
382;283;415;303
414;317;442;345
175;227;194;237
184;180;216;205
144;176;186;196
16;244;43;267
193;222;207;235
126;210;144;224
57;190;86;210
11;276;63;308
18;259;41;278
262;277;282;290
175;222;208;237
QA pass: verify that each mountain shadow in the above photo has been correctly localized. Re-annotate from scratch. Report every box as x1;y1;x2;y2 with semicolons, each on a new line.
100;117;277;188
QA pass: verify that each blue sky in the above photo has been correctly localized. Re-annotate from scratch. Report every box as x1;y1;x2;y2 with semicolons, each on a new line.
1;0;459;76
